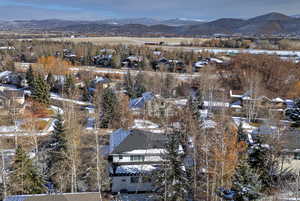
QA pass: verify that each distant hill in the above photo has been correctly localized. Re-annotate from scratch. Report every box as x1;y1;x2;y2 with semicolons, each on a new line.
2;12;300;36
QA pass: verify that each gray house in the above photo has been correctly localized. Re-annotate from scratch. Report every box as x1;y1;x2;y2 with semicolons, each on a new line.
108;129;169;193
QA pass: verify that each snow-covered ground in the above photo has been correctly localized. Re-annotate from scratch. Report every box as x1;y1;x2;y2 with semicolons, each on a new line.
116;193;156;201
132;119;159;129
70;67;127;75
131;119;164;133
50;105;64;115
198;48;300;58
50;93;92;106
0;118;57;137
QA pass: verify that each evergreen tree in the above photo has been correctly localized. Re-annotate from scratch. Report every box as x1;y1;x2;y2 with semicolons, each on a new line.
154;131;189;201
237;122;248;143
46;72;55;91
189;89;203;120
133;73;146;98
9;145;45;195
82;85;91;102
231;156;262;201
63;74;75;97
124;70;135;98
100;88;118;128
248;137;294;193
161;74;175;98
26;66;34;88
47;114;69;191
124;71;146;98
31;74;50;105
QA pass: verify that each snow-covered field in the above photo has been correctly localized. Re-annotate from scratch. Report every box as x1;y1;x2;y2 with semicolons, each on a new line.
50;92;92;106
0;118;57;137
117;193;156;201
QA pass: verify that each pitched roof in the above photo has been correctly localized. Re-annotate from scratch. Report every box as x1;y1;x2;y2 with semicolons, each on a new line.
5;193;103;201
109;129;167;154
129;92;154;109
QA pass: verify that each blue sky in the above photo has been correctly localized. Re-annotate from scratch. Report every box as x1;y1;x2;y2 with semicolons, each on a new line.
0;0;300;20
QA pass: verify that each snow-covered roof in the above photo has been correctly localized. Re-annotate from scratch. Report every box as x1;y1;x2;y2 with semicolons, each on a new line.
127;55;143;62
124;149;165;155
0;71;12;79
230;100;242;108
272;97;284;103
114;164;158;174
203;101;229;108
172;99;188;106
285;99;295;108
93;76;110;84
194;61;207;68
0;46;15;50
202;119;217;129
153;51;161;56
210;58;224;63
129;92;154;109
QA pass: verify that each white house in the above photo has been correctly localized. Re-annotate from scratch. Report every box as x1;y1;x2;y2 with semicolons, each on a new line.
108;129;170;193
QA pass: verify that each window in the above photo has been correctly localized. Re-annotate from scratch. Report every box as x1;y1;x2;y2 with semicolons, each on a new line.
130;176;139;183
119;155;123;160
130;155;145;162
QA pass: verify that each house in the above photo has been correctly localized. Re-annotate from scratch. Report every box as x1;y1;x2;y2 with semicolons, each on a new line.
90;76;112;89
122;56;143;68
0;72;27;88
129;92;155;111
129;92;182;118
229;90;286;115
92;54;112;66
108;129;170;193
4;192;110;201
193;57;224;71
153;58;186;72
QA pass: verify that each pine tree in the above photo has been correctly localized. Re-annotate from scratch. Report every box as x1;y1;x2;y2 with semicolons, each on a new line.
64;74;75;97
247;137;294;194
82;85;91;102
154;131;189;201
231;156;262;201
189;89;203;120
124;70;135;98
237;122;248;143
133;73;146;98
100;88;118;128
26;66;34;88
47;114;70;191
46;72;55;91
31;74;50;105
9;145;45;195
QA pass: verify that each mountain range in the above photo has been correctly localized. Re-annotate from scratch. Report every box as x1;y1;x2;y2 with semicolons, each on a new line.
1;12;300;36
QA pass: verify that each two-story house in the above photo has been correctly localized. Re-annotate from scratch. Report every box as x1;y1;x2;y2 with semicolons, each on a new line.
129;92;184;118
108;128;169;193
